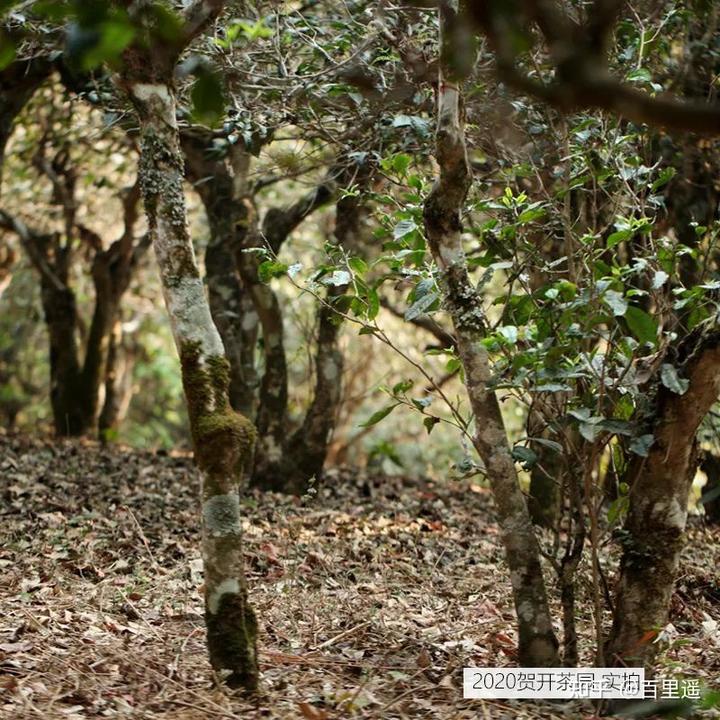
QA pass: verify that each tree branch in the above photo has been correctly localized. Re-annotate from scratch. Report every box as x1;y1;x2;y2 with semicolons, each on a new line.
0;210;65;291
468;0;720;135
181;0;228;48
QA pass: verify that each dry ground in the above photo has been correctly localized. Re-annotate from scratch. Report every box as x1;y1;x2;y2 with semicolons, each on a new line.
0;434;718;719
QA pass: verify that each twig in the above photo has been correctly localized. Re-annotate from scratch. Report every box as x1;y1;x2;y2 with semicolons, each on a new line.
311;621;371;650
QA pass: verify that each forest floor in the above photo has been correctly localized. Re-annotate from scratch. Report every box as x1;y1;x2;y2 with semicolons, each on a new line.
0;434;719;720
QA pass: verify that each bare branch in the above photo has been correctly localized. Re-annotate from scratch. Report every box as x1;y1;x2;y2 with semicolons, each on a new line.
380;297;457;348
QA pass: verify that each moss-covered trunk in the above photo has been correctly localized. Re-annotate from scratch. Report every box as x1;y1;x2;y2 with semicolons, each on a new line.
423;0;559;667
127;79;259;690
606;331;720;668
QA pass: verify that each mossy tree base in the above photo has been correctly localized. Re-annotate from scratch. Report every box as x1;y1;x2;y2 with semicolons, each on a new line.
206;592;259;692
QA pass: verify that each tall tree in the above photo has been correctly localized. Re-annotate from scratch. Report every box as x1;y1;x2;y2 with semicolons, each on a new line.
422;0;559;666
117;0;259;689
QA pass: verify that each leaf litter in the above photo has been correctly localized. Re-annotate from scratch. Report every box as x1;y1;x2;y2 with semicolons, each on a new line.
0;433;718;719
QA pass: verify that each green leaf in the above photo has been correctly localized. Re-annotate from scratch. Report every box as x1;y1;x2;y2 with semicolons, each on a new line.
511;445;537;469
497;325;518;344
568;407;592;421
0;36;15;70
393;219;417;240
233;19;273;41
660;364;689;395
530;438;563;453
599;419;634;436
627;67;652;83
579;422;603;442
533;383;571;392
411;396;433;410
607;496;629;525
607;229;633;248
258;260;288;282
604;290;628;317
81;19;134;69
366;285;380;320
405;291;438;321
423;416;440;434
0;0;21;14
392;379;414;394
348;257;367;275
625;306;658;345
359;404;398;428
322;270;352;287
629;434;654;457
191;67;225;127
391;115;430;136
391;153;411;175
651;270;669;290
650;167;676;192
517;207;546;224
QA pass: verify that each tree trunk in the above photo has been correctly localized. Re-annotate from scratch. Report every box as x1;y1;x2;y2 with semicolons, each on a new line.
422;0;559;667
243;254;289;490
606;330;720;668
99;320;136;438
0;57;52;191
40;272;93;436
126;79;259;690
700;451;720;524
183;135;259;418
283;193;366;492
526;401;563;528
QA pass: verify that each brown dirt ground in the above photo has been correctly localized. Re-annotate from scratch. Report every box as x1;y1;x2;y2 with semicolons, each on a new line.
0;434;718;719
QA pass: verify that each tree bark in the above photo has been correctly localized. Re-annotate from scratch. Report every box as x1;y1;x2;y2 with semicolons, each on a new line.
283;193;367;492
182;134;259;418
606;330;720;668
0;57;52;191
125;79;259;690
700;451;720;525
423;0;559;667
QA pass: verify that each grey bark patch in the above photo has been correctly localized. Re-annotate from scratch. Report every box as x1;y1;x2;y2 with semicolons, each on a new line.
203;493;241;536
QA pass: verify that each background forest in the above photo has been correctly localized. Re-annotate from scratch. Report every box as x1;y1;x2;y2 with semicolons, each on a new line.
1;0;720;718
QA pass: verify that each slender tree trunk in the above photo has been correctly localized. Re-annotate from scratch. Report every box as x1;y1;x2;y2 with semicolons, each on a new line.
606;331;720;667
526;401;563;528
126;79;259;690
183;136;259;418
99;320;136;437
423;0;559;666
284;193;367;491
243;257;289;489
40;274;92;436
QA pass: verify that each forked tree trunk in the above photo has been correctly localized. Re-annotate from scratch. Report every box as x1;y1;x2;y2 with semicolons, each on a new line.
606;331;720;668
423;0;559;666
183;135;259;418
126;79;259;690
